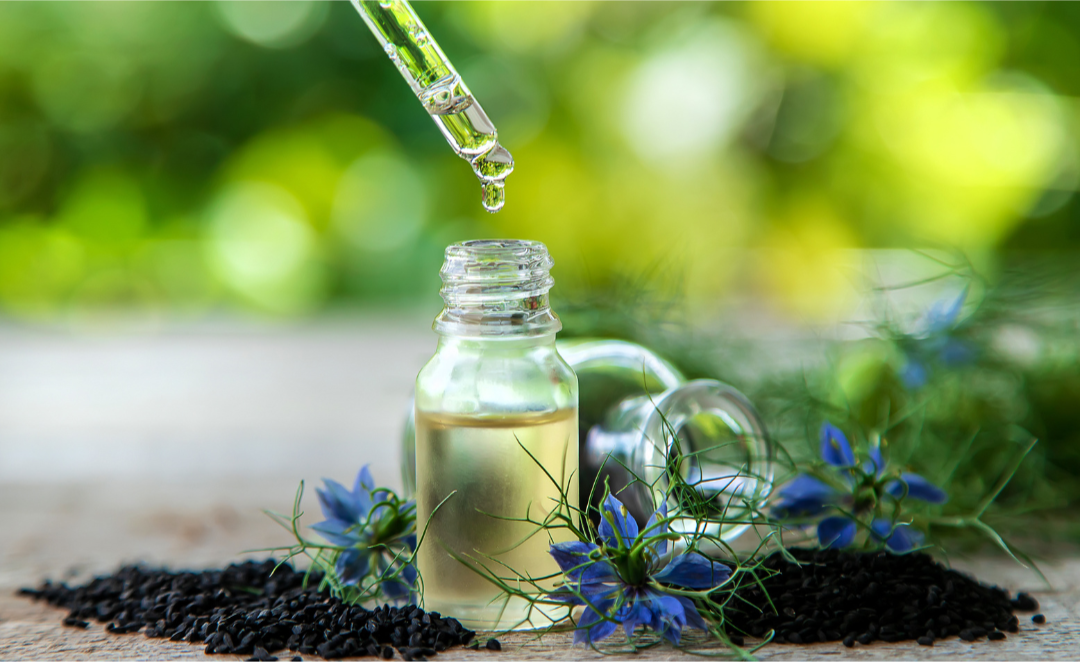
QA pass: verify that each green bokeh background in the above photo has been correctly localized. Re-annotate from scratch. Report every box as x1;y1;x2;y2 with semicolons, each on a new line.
1;1;1078;320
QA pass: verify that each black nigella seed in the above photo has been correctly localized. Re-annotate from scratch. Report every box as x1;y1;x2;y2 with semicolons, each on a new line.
917;636;934;646
291;657;303;661
729;634;745;647
722;548;1033;648
1033;614;1046;624
485;638;502;651
17;558;476;660
988;631;1006;641
842;635;855;648
1012;592;1039;611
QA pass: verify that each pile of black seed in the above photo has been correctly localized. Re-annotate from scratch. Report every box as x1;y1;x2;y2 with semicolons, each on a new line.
18;559;489;661
725;548;1043;647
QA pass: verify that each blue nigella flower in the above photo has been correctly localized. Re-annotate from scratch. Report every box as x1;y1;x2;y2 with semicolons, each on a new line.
311;465;417;600
899;289;973;389
773;422;947;552
550;494;730;646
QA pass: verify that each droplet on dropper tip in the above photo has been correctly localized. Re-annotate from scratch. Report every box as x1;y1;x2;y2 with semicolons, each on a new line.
481;182;505;214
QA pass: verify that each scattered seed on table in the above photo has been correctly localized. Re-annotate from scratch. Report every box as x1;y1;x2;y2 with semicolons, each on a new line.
485;638;502;651
1033;614;1046;624
62;616;90;629
1012;592;1039;611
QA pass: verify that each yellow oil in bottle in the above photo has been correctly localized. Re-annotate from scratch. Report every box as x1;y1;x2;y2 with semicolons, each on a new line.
414;408;578;630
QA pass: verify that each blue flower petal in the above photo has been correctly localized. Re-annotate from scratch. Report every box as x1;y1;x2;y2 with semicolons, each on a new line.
820;423;856;468
620;598;653;638
380;574;414;601
370;553;416;602
927;289;966;334
886;526;923;552
652;593;688;644
654;553;731;589
598;494;639;548
574;599;618;646
901;361;928;389
777;474;839;501
401;562;417;585
940;339;973;365
886;473;948;504
335;548;370;585
356;465;376;492
817;516;857;549
310;519;362;547
316;479;359;524
549;542;617;584
676;596;708;632
871;519;924;552
772;475;840;518
643;501;669;557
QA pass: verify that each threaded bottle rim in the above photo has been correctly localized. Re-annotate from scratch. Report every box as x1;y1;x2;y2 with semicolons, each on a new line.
435;239;561;336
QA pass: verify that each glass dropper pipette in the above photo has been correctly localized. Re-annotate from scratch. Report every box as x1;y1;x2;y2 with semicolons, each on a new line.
349;0;514;213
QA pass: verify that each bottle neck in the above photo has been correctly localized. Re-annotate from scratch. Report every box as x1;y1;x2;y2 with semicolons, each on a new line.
434;239;561;338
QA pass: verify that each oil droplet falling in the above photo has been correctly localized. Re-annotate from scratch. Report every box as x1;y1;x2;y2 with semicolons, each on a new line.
472;142;513;213
481;181;505;213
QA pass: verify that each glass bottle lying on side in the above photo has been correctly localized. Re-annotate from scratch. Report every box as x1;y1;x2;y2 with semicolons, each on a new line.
413;240;577;631
406;338;774;551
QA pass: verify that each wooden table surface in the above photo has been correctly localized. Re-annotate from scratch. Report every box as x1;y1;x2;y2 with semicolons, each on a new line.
1;321;1076;659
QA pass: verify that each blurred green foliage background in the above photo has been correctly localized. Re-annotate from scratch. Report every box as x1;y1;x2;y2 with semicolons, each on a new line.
1;1;1078;320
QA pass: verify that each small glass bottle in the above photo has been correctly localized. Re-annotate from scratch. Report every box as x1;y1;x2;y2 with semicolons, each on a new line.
413;239;578;630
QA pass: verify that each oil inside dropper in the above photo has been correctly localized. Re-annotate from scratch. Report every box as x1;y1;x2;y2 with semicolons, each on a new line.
352;0;513;213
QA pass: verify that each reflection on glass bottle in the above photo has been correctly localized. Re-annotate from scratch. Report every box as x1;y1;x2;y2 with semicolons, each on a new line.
404;338;773;546
413;240;577;630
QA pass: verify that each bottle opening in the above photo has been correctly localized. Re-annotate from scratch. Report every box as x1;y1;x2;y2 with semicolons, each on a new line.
435;239;561;336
